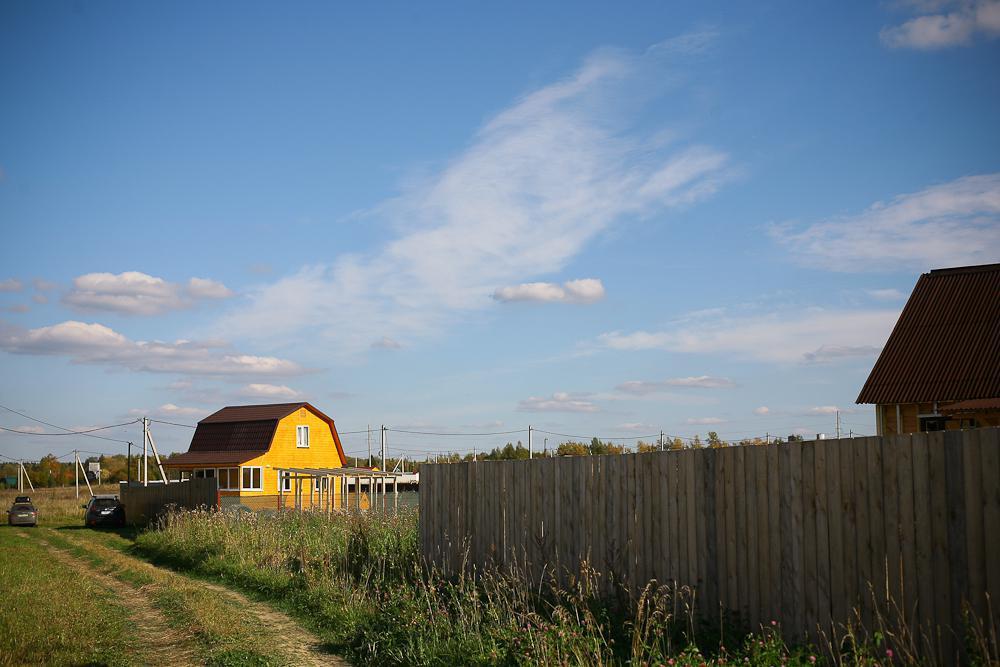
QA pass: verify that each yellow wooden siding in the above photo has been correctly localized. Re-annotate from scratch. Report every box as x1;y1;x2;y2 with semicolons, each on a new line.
241;406;345;496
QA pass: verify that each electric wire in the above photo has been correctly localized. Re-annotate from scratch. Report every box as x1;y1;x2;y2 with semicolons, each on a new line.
0;403;135;443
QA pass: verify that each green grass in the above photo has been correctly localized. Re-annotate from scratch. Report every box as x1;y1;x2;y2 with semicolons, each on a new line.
36;528;290;666
132;508;836;666
0;527;142;666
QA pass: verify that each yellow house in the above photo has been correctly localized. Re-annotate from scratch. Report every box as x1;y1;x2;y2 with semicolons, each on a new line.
163;402;348;510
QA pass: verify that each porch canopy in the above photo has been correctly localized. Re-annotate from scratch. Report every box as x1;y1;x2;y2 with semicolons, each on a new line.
276;466;406;512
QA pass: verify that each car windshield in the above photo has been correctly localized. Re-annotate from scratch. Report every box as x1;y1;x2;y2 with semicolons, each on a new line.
11;503;34;511
91;498;118;509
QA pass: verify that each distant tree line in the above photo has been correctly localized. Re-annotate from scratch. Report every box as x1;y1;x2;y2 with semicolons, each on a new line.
421;432;805;465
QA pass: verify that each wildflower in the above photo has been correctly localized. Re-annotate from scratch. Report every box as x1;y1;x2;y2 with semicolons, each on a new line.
886;648;894;660
809;657;816;664
771;620;778;626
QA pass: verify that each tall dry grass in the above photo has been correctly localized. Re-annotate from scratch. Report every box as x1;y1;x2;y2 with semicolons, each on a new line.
136;508;835;665
0;483;120;525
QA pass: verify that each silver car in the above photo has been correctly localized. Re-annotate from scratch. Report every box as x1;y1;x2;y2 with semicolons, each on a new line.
7;497;37;527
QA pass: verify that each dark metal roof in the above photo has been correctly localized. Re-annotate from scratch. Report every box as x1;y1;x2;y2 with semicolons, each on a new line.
178;402;348;465
187;420;277;453
200;403;309;424
163;450;261;467
857;263;1000;404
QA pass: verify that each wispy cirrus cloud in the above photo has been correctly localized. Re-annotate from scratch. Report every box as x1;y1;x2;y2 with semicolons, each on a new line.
493;278;605;304
685;416;726;425
64;271;233;316
881;0;1000;49
599;308;898;363
616;375;735;394
237;383;302;400
0;320;305;377
216;36;731;359
517;392;600;413
770;174;1000;271
0;279;22;293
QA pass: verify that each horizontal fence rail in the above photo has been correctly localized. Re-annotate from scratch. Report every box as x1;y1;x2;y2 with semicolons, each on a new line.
419;428;1000;662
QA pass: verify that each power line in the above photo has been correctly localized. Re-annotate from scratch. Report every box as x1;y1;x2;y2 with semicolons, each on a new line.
0;421;137;438
147;418;196;429
388;427;526;436
0;403;135;444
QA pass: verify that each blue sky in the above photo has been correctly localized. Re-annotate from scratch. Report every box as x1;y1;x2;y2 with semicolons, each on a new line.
1;1;998;461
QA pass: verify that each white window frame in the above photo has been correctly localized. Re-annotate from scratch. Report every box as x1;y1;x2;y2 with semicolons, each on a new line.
241;466;263;491
296;425;310;448
279;471;292;492
218;467;240;491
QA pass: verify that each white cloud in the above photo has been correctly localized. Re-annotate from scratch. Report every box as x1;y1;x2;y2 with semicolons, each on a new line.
371;336;402;350
866;288;906;301
517;392;600;413
64;271;233;315
881;0;1000;48
158;403;208;418
803;344;882;363
753;406;770;416
808;406;841;415
618;422;657;432
186;278;234;300
617;375;735;394
770;173;1000;270
238;383;301;400
685;416;726;425
493;278;605;304
599;308;898;363
0;279;22;293
32;294;48;305
216;38;730;358
0;320;305;376
5;305;30;314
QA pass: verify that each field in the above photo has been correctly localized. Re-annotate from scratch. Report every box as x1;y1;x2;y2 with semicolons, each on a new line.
3;485;993;665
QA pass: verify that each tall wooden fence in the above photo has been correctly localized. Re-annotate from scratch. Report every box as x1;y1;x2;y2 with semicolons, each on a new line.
120;478;218;524
420;428;1000;661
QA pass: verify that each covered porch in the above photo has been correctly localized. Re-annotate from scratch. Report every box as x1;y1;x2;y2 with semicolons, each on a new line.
276;466;407;513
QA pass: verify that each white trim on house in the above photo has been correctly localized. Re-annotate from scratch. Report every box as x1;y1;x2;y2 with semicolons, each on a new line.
241;466;263;491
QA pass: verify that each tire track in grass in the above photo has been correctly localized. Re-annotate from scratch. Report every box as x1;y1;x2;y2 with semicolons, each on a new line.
26;532;200;667
57;529;348;667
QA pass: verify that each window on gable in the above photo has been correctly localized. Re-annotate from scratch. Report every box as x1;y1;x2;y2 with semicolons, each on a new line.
296;425;310;448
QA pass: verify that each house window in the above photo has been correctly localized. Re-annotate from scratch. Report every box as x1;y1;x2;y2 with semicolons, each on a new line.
919;415;947;432
296;425;310;448
280;471;291;492
193;468;216;479
241;466;262;491
217;468;240;491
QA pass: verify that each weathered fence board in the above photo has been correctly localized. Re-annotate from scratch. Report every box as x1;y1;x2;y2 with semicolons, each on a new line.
420;429;1000;650
120;478;218;525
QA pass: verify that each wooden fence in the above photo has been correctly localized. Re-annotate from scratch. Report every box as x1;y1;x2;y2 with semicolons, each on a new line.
419;428;1000;662
120;478;218;524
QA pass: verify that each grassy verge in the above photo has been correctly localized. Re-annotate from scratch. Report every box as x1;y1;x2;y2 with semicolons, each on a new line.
1;484;121;526
36;527;290;666
133;509;838;666
0;527;142;666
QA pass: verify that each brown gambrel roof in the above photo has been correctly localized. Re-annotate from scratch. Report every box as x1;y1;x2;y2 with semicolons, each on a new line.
857;263;1000;405
165;402;347;467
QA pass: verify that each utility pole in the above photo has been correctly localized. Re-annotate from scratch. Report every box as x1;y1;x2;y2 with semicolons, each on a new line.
142;417;149;486
17;460;22;492
836;410;841;439
143;420;169;483
528;425;533;459
660;430;665;452
18;461;33;492
380;425;386;471
367;424;372;467
74;450;79;498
